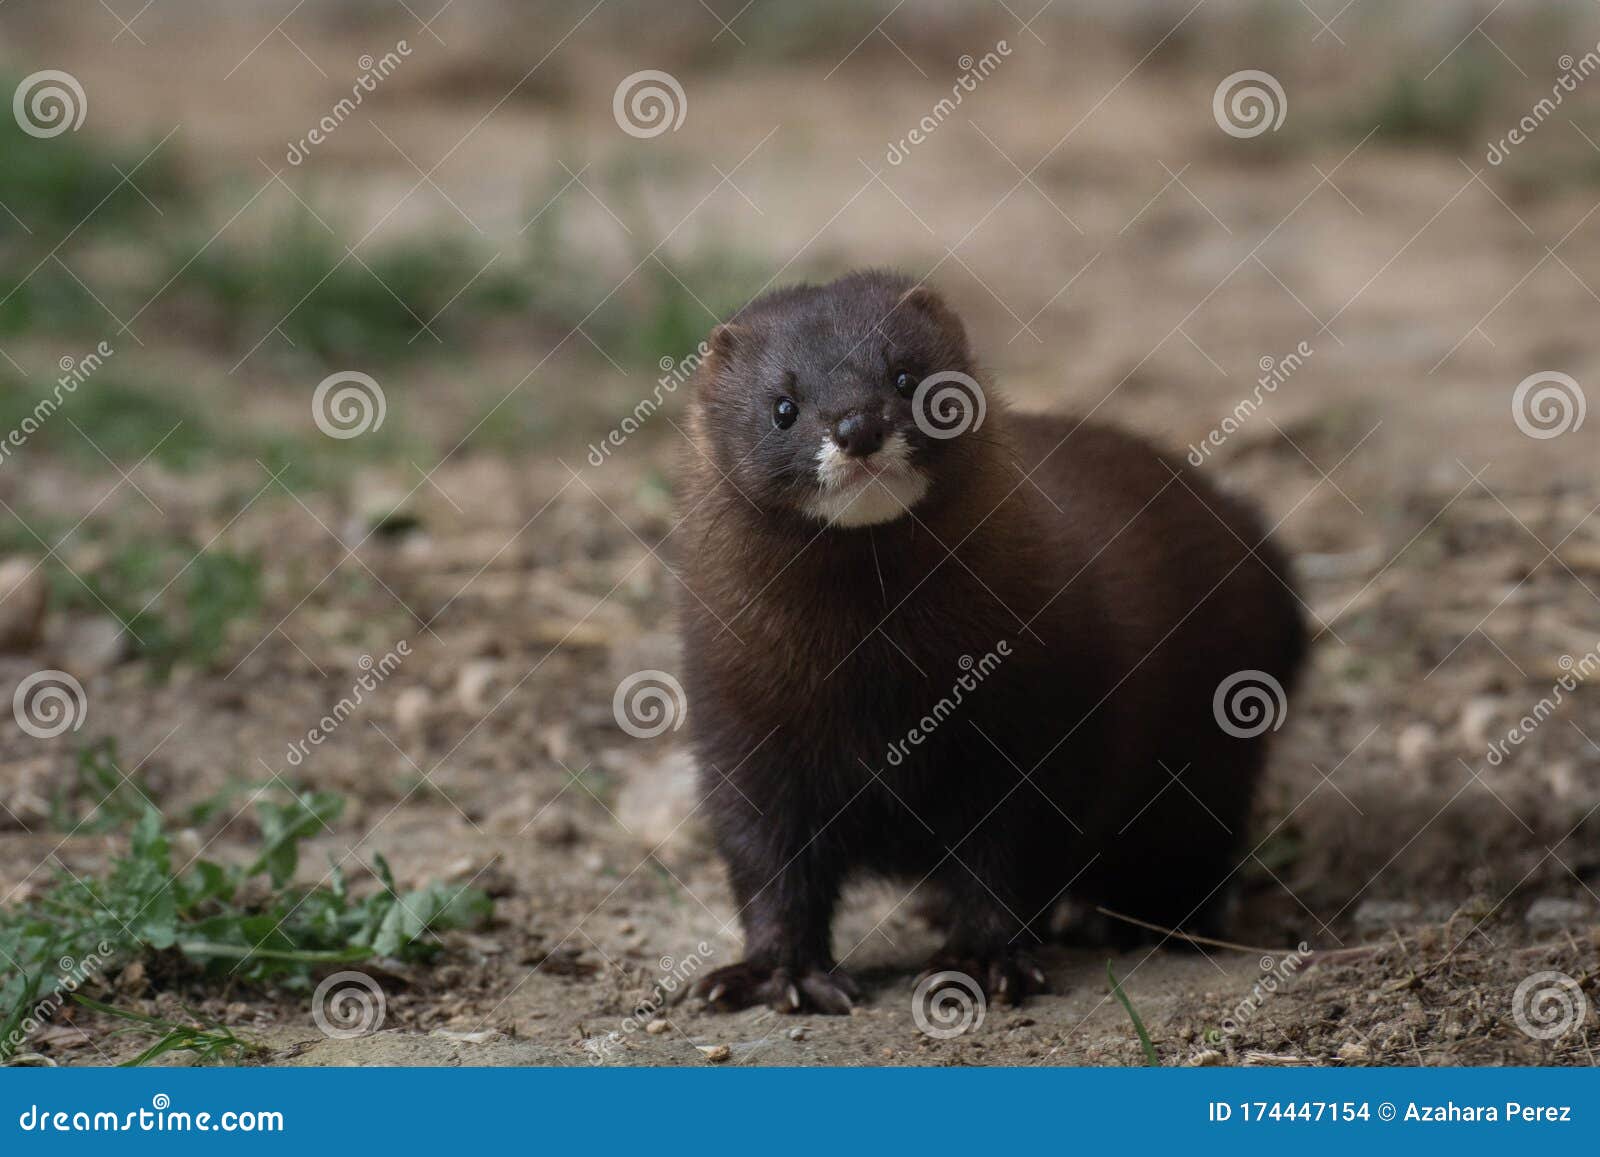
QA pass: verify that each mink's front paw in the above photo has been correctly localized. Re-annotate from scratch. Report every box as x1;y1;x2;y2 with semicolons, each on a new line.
686;960;858;1015
917;948;1050;1007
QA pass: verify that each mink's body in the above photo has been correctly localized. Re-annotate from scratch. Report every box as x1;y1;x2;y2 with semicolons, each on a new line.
676;271;1305;1013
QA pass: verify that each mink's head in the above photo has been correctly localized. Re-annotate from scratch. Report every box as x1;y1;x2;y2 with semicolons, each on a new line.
692;271;989;529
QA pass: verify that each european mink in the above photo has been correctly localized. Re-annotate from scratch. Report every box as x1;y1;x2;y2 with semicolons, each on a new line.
675;270;1305;1013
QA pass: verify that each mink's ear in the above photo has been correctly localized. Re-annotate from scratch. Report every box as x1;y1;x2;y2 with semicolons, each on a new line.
709;323;744;362
695;323;745;397
896;285;968;359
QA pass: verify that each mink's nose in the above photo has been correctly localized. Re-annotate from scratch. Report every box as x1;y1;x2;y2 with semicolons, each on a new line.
831;411;886;458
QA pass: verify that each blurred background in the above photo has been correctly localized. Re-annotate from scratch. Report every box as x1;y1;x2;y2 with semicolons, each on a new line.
0;0;1597;1066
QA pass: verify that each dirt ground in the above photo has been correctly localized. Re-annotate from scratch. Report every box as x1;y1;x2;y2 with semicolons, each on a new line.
1;1;1598;1066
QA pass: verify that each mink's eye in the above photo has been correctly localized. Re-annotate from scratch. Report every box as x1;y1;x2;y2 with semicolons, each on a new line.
773;396;799;430
892;370;917;398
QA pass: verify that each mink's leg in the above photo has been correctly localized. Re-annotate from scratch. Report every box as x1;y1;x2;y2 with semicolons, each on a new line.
687;811;858;1015
919;851;1052;1006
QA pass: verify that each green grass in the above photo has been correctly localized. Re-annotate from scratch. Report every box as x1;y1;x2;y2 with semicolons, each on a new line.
0;785;492;1063
71;996;262;1066
172;211;534;364
52;540;262;679
0;99;186;336
51;738;155;834
0;375;215;470
1107;961;1160;1066
0;103;187;243
1358;55;1496;148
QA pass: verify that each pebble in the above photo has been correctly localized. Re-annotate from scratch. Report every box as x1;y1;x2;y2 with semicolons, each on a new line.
54;616;126;677
1186;1049;1224;1067
455;661;497;713
1352;899;1420;931
0;558;47;651
1394;722;1435;770
700;1044;731;1063
1337;1041;1370;1062
787;1027;807;1041
393;686;433;733
1458;697;1499;749
646;1019;670;1035
1525;897;1593;931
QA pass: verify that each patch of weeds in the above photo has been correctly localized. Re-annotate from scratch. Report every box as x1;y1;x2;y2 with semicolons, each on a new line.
50;738;154;834
0;376;214;470
1358;55;1496;148
0;106;187;243
0;264;105;337
1107;961;1160;1066
172;210;532;363
56;541;262;679
0;107;186;337
0;787;492;1063
71;996;262;1066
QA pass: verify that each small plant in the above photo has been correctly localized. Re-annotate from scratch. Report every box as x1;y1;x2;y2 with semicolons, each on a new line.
50;738;154;834
71;996;262;1066
56;541;262;678
1;786;492;1063
1107;961;1159;1066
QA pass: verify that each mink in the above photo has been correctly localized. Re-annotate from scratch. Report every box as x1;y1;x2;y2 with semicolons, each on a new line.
673;270;1306;1014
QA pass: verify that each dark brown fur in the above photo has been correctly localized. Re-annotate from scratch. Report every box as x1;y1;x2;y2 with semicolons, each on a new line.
674;270;1305;1013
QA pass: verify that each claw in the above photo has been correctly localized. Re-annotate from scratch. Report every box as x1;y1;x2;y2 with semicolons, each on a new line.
706;983;726;1006
787;984;801;1011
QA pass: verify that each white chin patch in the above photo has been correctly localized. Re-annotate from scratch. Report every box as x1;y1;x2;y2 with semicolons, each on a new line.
802;432;930;528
